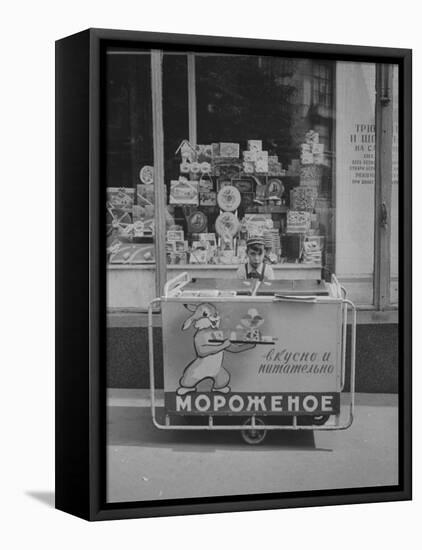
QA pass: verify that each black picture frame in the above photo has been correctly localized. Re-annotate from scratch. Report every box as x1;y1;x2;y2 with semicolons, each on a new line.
55;28;412;521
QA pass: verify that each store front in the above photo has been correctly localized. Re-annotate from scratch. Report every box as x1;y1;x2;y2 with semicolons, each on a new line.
105;49;399;391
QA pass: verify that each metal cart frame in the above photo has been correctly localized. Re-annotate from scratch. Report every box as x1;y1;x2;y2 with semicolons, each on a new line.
148;272;356;443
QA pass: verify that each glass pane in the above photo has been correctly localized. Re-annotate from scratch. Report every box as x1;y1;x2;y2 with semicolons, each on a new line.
162;55;192;272
334;62;376;305
168;54;336;283
163;54;189;181
105;48;156;311
390;65;399;304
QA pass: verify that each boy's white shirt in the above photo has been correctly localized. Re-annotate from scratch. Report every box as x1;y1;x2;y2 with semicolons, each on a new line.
236;261;275;280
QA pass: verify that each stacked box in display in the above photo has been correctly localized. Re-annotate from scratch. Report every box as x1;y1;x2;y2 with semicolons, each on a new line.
290;186;318;211
299;165;323;187
286;211;311;234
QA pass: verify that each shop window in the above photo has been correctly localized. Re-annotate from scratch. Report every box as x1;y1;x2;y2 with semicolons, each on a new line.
105;51;190;310
164;54;335;279
105;49;156;309
104;51;399;312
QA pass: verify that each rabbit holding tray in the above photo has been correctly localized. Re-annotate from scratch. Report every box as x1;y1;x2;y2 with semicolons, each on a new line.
177;303;255;396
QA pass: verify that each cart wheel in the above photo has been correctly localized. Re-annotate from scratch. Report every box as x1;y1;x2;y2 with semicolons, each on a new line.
241;418;266;445
311;414;330;426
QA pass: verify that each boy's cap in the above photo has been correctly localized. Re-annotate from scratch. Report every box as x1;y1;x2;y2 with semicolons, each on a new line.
246;236;265;248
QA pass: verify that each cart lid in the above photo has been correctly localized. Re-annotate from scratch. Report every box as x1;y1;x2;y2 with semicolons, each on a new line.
256;279;330;296
182;278;255;295
180;277;330;297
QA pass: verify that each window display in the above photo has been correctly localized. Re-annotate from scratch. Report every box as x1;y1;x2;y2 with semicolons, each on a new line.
107;128;330;270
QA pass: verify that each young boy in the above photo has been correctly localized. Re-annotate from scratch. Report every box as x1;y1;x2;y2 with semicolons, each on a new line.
236;237;275;281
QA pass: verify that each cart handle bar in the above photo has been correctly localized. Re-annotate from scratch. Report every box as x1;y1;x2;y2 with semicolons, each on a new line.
163;271;190;297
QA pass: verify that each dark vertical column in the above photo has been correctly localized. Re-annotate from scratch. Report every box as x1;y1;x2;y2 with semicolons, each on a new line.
400;49;412;502
151;50;167;298
55;30;91;520
374;64;393;309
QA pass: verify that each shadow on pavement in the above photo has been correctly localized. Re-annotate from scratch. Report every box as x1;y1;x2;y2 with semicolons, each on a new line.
25;491;55;508
107;406;332;452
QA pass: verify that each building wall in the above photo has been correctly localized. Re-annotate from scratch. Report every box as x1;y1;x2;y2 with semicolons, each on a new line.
106;323;398;393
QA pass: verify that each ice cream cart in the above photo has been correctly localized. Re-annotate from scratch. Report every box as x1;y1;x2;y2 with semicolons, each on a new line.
148;272;356;444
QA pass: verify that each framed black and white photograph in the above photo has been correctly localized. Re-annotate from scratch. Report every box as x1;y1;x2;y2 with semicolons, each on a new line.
55;28;411;521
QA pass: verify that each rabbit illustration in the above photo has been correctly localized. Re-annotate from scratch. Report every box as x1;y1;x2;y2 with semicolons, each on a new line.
177;303;255;396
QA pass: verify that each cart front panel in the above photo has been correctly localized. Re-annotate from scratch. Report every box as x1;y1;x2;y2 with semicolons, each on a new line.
161;298;343;416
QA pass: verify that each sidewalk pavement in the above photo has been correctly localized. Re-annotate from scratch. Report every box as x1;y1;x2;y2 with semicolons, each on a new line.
107;389;398;503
